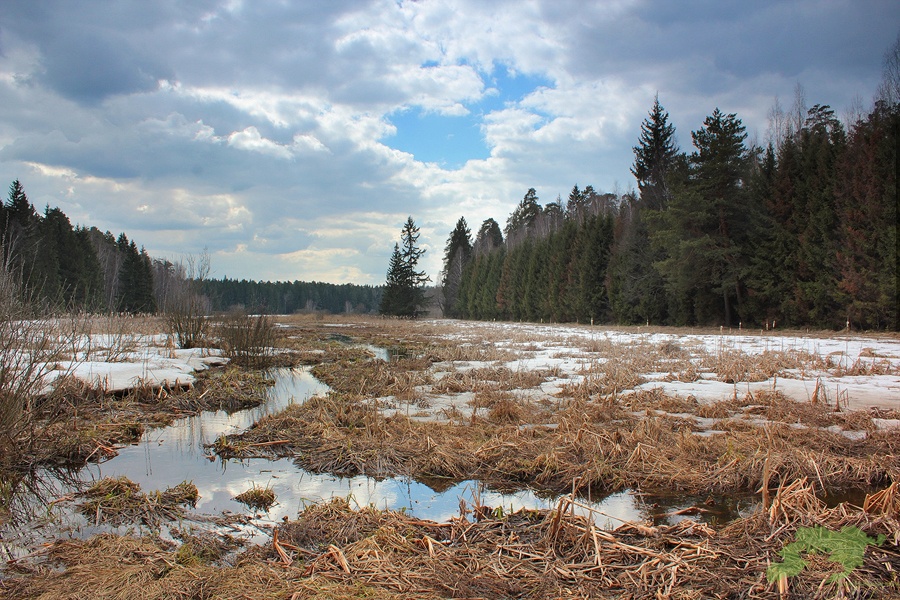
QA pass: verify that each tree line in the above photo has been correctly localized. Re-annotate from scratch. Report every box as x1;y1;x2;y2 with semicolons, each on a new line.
201;278;382;314
0;181;383;315
440;84;898;330
1;180;156;313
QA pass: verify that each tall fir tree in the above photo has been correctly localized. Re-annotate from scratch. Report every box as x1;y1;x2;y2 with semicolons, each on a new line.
652;108;752;325
608;97;680;324
441;217;473;317
379;217;429;317
379;244;406;316
631;95;679;211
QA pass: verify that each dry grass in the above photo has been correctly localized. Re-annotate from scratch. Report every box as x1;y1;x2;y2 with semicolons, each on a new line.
76;476;198;527
431;365;552;395
165;365;273;413
213;384;900;499
5;486;899;600
234;484;277;511
5;315;900;598
205;318;900;501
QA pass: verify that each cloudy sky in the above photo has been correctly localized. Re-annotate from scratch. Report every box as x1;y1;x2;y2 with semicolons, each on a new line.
0;1;896;284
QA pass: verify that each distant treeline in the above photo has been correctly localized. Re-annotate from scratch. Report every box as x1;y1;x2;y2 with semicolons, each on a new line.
0;181;382;315
1;180;156;313
442;96;898;330
201;278;383;314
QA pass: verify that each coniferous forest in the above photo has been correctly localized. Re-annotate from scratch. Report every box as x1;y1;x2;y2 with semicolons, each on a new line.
444;94;898;330
1;180;156;314
0;181;383;315
3;71;896;327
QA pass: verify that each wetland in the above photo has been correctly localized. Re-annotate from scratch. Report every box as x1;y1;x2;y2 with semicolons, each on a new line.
1;314;899;598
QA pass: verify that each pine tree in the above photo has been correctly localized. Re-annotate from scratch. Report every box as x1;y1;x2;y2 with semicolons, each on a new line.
473;218;503;255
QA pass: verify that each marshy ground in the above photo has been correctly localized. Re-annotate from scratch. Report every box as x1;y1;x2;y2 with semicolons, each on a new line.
2;315;899;598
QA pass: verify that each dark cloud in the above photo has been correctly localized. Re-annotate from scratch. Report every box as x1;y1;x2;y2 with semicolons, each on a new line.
1;2;174;103
38;28;170;103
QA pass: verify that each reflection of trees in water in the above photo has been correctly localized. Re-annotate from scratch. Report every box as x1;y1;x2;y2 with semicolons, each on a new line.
1;467;86;558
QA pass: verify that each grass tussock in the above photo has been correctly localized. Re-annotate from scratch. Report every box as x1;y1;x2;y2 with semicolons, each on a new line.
166;365;273;413
234;484;277;511
76;476;198;527
313;355;434;399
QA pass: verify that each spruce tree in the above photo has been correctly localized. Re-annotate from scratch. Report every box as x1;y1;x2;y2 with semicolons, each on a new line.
3;180;39;290
835;101;898;329
441;217;472;317
608;97;680;324
631;95;679;211
380;217;429;317
653;108;751;325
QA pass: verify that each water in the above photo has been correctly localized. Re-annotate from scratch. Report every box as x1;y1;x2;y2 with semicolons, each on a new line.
2;366;754;558
81;366;749;526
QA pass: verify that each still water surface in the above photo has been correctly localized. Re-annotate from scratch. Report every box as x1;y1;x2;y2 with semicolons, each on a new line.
79;367;749;531
1;366;752;561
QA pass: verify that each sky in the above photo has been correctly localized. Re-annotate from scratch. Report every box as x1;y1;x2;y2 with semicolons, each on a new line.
0;1;896;285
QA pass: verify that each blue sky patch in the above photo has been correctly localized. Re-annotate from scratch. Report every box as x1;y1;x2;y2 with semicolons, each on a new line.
481;66;554;112
388;107;488;169
387;66;554;169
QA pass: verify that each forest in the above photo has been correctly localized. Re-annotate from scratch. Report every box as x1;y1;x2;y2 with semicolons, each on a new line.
201;278;383;315
0;181;383;316
0;180;156;314
441;94;898;331
2;72;896;328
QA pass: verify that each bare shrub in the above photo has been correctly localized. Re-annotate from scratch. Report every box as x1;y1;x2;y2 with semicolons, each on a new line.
216;311;276;368
0;256;71;471
163;252;211;349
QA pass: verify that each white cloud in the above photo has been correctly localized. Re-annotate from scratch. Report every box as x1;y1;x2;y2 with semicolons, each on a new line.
227;126;294;159
0;0;894;284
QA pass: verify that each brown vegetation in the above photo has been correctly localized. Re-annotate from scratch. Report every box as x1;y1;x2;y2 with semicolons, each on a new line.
3;315;899;598
4;482;898;599
76;476;199;527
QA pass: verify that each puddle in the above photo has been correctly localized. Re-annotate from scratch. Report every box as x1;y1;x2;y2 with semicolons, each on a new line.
2;366;757;560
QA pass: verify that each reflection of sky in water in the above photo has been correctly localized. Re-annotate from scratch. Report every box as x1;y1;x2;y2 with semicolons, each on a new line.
73;367;742;538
